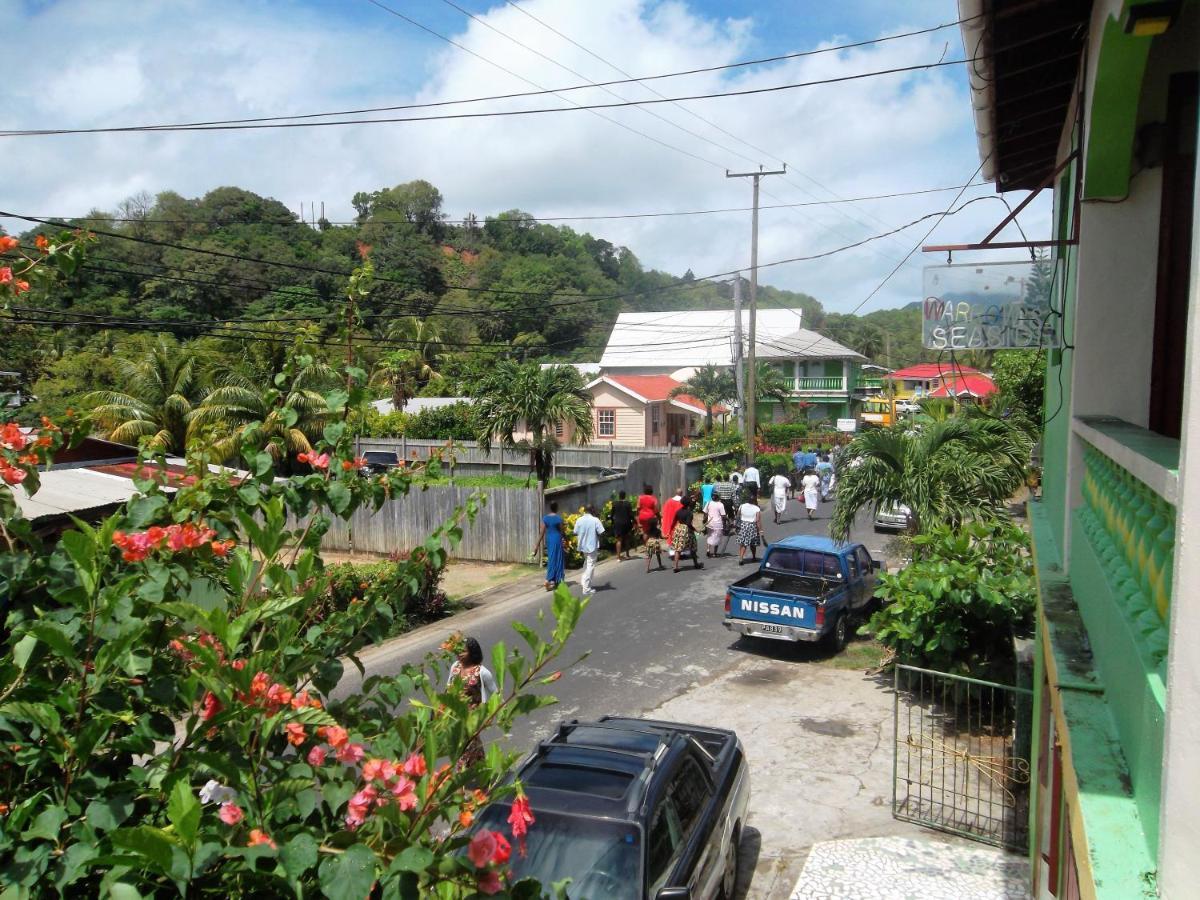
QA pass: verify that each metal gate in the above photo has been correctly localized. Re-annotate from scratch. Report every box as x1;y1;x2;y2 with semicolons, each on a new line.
892;664;1033;850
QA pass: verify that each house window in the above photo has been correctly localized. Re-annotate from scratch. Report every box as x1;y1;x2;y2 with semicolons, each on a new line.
554;421;564;438
597;409;616;438
650;403;661;435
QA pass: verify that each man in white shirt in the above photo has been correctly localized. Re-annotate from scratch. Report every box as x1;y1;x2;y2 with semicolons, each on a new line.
573;505;605;595
742;462;761;502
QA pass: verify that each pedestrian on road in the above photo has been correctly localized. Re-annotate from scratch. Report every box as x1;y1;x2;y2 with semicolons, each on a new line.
610;490;634;560
662;487;684;559
703;491;726;558
533;501;566;591
446;636;498;767
671;496;703;573
801;469;821;520
737;498;765;564
573;505;605;596
816;453;835;501
700;476;715;508
643;517;665;572
802;447;819;470
767;468;791;525
636;484;659;538
791;446;805;477
742;462;761;502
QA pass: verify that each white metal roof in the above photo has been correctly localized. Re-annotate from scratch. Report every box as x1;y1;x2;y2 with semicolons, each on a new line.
754;328;866;361
13;468;172;520
370;397;471;415
599;309;806;369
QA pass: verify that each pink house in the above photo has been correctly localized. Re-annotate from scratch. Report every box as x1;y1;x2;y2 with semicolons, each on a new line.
583;375;728;447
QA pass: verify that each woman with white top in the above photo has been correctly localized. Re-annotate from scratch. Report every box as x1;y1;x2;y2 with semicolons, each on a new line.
447;636;498;766
801;469;822;520
736;498;765;564
767;469;791;525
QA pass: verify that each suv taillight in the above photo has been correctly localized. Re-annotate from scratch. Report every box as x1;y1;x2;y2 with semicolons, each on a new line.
723;592;731;613
815;605;825;627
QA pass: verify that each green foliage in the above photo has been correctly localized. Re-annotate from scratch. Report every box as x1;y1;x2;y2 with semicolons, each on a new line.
867;521;1036;675
316;550;449;634
759;423;809;448
669;365;734;434
404;402;479;441
990;350;1047;429
757;452;793;476
684;431;745;460
0;358;586;895
831;416;1031;539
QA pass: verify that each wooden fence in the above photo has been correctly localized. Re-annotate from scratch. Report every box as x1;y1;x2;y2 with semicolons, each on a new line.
320;484;543;563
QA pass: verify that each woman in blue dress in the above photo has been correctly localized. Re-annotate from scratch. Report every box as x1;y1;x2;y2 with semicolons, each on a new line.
533;501;566;591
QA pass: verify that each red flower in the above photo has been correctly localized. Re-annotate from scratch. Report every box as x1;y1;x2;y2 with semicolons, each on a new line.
210;539;234;556
307;745;327;766
0;463;27;486
0;236;17;253
319;725;349;749
308;452;330;470
34;234;48;252
284;722;306;746
508;793;535;856
297;452;309;464
200;691;222;722
362;758;395;782
0;267;11;284
490;831;511;865
218;802;244;825
13;280;29;294
390;775;417;811
345;786;376;829
401;752;426;777
336;742;365;765
467;829;499;868
247;829;276;849
0;423;27;451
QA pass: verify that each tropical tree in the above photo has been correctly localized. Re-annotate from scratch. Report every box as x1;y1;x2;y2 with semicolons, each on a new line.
669;364;733;434
189;355;338;463
831;416;1031;539
86;338;206;452
753;361;792;403
471;361;594;484
370;317;443;409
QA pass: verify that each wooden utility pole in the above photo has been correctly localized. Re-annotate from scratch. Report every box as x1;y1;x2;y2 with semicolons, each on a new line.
727;164;786;463
732;275;746;439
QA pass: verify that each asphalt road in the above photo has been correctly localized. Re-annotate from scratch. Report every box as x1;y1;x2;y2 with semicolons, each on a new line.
335;499;890;753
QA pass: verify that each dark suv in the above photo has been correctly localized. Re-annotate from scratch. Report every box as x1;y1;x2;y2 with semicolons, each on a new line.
358;450;401;477
475;717;750;899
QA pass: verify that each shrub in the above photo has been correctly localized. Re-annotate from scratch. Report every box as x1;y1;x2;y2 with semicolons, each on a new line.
757;452;793;476
760;423;809;447
316;548;449;634
404;402;479;440
0;374;585;896
866;520;1036;678
684;431;745;459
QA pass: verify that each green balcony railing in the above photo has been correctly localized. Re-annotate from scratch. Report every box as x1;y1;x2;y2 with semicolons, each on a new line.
782;376;846;392
859;377;884;390
1078;442;1174;668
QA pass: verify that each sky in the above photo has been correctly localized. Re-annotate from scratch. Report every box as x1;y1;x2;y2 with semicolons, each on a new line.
3;0;1051;315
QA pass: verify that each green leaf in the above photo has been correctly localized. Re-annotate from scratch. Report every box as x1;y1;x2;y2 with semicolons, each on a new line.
254;452;273;477
280;833;319;881
389;846;433;874
27;621;79;663
238;484;262;506
318;844;378;900
85;794;134;832
110;826;179;874
167;780;201;847
106;885;144;900
11;634;37;670
327;481;351;515
0;701;62;733
21;805;67;841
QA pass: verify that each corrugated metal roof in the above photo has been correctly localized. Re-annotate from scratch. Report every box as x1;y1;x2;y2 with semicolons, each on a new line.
599;309;806;368
370;397;471;415
14;468;171;520
754;328;865;361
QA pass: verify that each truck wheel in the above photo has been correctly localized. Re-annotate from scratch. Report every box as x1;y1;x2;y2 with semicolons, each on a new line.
719;825;741;900
829;614;849;652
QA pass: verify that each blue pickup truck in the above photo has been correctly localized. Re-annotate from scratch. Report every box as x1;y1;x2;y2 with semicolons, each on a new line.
723;535;881;650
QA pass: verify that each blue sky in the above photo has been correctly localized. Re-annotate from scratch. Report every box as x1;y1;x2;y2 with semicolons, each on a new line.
4;0;1048;314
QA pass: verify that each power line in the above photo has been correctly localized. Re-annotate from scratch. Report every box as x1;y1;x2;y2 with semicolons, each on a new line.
0;12;978;138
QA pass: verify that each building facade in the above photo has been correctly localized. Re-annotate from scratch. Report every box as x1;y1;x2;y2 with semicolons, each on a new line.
960;2;1197;897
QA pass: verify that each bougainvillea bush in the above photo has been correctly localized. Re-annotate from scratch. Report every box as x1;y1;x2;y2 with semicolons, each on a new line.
0;362;586;897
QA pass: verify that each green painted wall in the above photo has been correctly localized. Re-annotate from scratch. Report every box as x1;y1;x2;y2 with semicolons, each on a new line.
823;359;842;377
1084;8;1153;199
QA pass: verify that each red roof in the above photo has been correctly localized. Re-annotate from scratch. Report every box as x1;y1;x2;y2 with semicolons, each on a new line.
889;363;981;380
599;375;729;413
927;373;998;398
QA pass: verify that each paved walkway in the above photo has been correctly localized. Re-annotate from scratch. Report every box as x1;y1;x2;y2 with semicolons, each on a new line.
789;836;1028;899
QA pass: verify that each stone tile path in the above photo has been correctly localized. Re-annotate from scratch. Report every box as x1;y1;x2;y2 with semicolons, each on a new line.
789;835;1029;900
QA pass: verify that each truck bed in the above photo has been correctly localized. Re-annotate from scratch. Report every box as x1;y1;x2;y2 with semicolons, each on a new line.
730;570;838;601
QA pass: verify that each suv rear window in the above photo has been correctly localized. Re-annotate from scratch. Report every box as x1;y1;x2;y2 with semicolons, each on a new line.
764;549;842;578
362;451;397;464
525;763;634;800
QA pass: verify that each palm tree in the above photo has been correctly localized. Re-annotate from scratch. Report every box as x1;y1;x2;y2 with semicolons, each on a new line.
370;317;443;409
190;358;338;463
86;339;205;453
470;361;594;485
753;361;792;404
669;364;733;434
830;417;1031;540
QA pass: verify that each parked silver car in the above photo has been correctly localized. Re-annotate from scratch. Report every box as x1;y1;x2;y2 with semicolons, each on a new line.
873;501;911;532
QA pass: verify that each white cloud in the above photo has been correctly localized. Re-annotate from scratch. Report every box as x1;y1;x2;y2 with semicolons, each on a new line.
3;0;1050;314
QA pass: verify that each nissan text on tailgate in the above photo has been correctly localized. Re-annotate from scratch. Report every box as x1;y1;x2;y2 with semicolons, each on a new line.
723;535;880;650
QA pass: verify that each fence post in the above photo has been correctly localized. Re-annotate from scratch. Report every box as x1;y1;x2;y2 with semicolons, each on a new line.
401;434;407;462
499;446;504;476
609;441;614;467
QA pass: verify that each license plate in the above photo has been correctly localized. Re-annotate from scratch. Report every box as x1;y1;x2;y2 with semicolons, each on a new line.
758;624;784;635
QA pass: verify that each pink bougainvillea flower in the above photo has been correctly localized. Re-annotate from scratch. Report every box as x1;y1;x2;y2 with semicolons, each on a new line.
0;267;12;284
477;869;503;895
336;742;365;765
389;775;417;811
467;829;499;868
0;463;27;486
362;758;395;783
13;280;29;294
401;752;427;778
247;829;276;849
508;794;535;856
210;538;235;557
345;786;377;829
284;722;306;746
0;423;27;451
308;452;330;470
218;802;244;825
200;691;222;722
307;745;327;766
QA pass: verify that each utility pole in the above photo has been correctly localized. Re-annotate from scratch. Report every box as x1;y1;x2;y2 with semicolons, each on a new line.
727;164;786;463
732;275;746;439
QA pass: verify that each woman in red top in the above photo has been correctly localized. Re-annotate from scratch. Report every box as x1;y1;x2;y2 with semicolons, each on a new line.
636;484;659;536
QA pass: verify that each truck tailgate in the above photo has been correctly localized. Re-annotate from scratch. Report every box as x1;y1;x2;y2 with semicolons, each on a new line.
728;588;818;630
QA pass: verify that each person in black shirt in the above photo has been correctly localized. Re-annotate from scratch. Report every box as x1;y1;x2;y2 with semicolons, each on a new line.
610;490;635;560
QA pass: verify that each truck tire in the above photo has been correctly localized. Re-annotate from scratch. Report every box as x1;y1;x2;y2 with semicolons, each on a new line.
719;824;741;900
829;613;849;652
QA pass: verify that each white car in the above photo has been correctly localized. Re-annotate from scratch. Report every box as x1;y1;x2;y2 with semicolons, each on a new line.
874;501;912;532
895;401;922;414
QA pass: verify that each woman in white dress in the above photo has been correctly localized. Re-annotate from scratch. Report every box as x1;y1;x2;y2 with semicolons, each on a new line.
767;470;791;524
801;469;821;520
